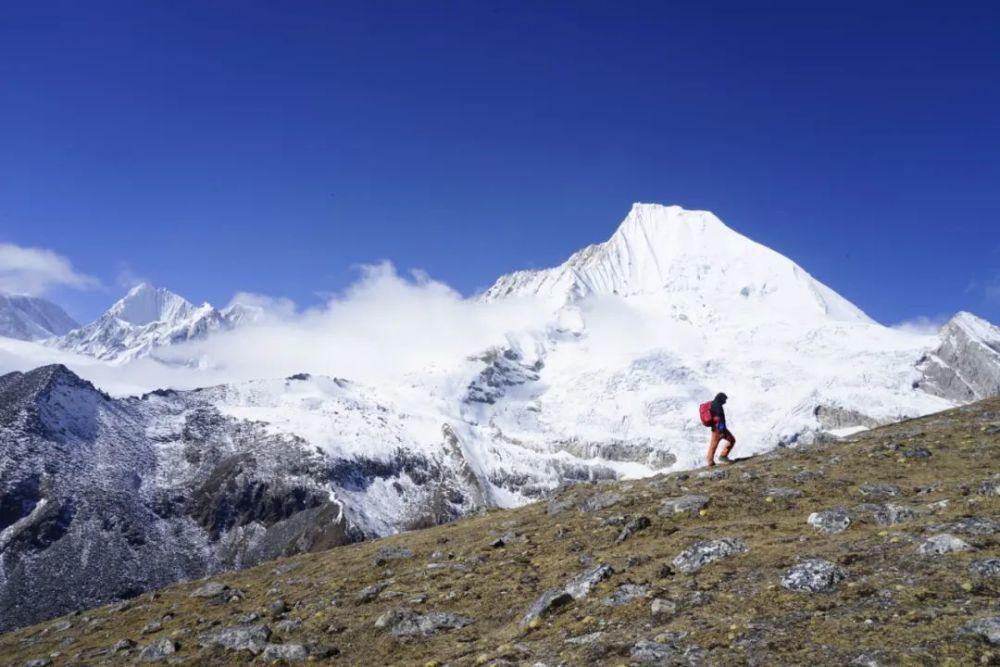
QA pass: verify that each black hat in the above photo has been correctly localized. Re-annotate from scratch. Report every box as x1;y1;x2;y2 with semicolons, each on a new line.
715;392;728;403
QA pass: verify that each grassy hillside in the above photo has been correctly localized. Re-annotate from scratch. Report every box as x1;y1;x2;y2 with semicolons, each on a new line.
2;398;999;666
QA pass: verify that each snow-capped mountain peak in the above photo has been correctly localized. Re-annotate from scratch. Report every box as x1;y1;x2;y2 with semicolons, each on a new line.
106;283;197;326
483;203;872;324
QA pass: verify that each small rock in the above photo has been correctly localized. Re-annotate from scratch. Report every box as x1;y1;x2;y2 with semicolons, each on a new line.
979;480;1000;497
141;621;162;635
765;487;803;499
615;515;651;544
603;583;650;606
261;643;309;661
658;495;709;516
375;545;414;564
356;582;388;603
565;631;604;645
23;659;52;667
781;559;847;593
138;638;177;662
190;582;230;601
794;470;823;483
933;517;1000;535
581;492;623;512
522;589;573;625
859;483;901;498
111;639;136;653
918;533;973;555
490;532;519;548
199;624;271;655
650;598;677;621
237;612;259;623
269;599;289;617
902;447;931;459
961;616;1000;645
563;564;614;599
807;508;851;534
50;620;72;632
274;618;303;633
970;559;1000;578
697;468;728;480
672;539;748;573
374;608;474;637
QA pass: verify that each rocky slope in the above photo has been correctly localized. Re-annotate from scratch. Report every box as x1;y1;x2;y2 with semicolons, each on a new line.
2;398;997;665
0;293;78;341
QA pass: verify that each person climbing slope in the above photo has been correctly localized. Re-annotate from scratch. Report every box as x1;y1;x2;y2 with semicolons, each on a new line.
700;392;736;466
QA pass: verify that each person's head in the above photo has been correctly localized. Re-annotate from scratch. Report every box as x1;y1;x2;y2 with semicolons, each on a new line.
715;392;728;404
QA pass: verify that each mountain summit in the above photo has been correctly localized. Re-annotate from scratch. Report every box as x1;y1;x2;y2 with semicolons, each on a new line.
483;203;871;324
0;292;79;341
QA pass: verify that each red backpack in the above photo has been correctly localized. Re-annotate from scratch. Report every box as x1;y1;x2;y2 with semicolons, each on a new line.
698;401;714;427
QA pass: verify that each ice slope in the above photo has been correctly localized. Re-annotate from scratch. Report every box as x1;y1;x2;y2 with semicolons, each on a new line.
53;284;262;363
0;292;78;341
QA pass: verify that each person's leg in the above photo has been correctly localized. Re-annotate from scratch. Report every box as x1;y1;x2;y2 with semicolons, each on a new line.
720;430;736;457
707;429;721;466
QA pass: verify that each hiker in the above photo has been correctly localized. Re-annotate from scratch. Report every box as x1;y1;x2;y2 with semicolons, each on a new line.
700;392;735;466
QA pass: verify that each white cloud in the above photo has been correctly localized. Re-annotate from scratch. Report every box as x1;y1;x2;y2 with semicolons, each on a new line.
226;291;298;319
891;315;948;335
0;243;98;296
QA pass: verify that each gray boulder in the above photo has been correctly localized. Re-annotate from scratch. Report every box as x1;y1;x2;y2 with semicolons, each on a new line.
918;533;973;555
672;539;748;573
260;643;309;661
603;583;650;606
961;616;1000;645
859;483;901;498
766;487;803;499
659;495;709;516
970;559;1000;578
199;624;271;655
138;638;177;662
980;479;1000;497
374;608;473;637
807;508;851;534
781;559;847;593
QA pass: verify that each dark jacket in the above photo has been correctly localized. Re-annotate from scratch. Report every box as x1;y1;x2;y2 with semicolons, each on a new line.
709;394;727;425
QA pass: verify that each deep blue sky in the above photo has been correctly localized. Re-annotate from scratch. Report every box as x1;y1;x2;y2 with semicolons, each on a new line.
1;1;998;325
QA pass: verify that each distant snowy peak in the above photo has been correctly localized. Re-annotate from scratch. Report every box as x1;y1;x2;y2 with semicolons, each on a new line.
919;311;1000;401
106;283;197;326
483;203;872;324
0;292;79;341
54;284;260;363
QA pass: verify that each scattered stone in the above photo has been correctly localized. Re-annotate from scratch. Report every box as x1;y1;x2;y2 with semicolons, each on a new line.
794;470;823;483
138;638;177;662
237;612;260;624
190;582;231;601
111;639;136;653
979;480;1000;497
859;483;901;499
581;492;623;512
919;533;973;555
672;539;748;573
807;508;851;534
274;618;303;633
50;620;72;632
141;620;162;635
490;532;523;548
697;468;728;480
630;637;701;665
269;599;289;617
563;564;614;599
23;659;51;667
374;608;474;637
356;582;389;603
565;631;604;645
261;643;309;661
200;624;271;655
650;598;677;621
873;503;919;526
375;545;414;565
970;559;1000;578
849;654;880;667
961;616;1000;645
603;583;650;606
781;559;847;593
902;447;931;459
765;487;803;499
658;495;709;516
546;495;575;516
933;517;1000;535
615;515;651;544
522;589;574;625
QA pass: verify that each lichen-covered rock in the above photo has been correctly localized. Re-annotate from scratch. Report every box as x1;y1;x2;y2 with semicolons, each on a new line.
658;495;709;516
807;508;851;534
970;559;1000;578
697;468;728;480
260;643;308;661
918;533;973;556
603;583;649;606
374;608;473;637
199;624;271;655
859;483;901;498
672;539;748;573
765;487;803;498
961;616;1000;645
522;589;573;625
650;598;677;620
980;479;1000;497
138;638;177;662
563;564;614;599
580;492;623;512
781;559;847;593
190;582;231;600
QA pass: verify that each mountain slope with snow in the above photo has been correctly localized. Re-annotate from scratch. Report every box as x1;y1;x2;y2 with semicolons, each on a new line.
0;293;78;341
53;284;260;363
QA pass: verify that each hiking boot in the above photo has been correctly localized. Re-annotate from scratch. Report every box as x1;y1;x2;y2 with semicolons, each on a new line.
719;455;732;464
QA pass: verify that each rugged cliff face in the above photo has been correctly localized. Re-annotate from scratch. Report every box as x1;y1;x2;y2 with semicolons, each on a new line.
1;398;997;665
919;312;1000;401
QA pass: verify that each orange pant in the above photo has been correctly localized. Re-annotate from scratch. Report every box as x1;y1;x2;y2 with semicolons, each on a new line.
707;428;735;465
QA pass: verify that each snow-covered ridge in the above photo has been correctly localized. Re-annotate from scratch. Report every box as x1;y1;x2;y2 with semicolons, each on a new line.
53;283;263;363
482;203;872;324
0;292;78;341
